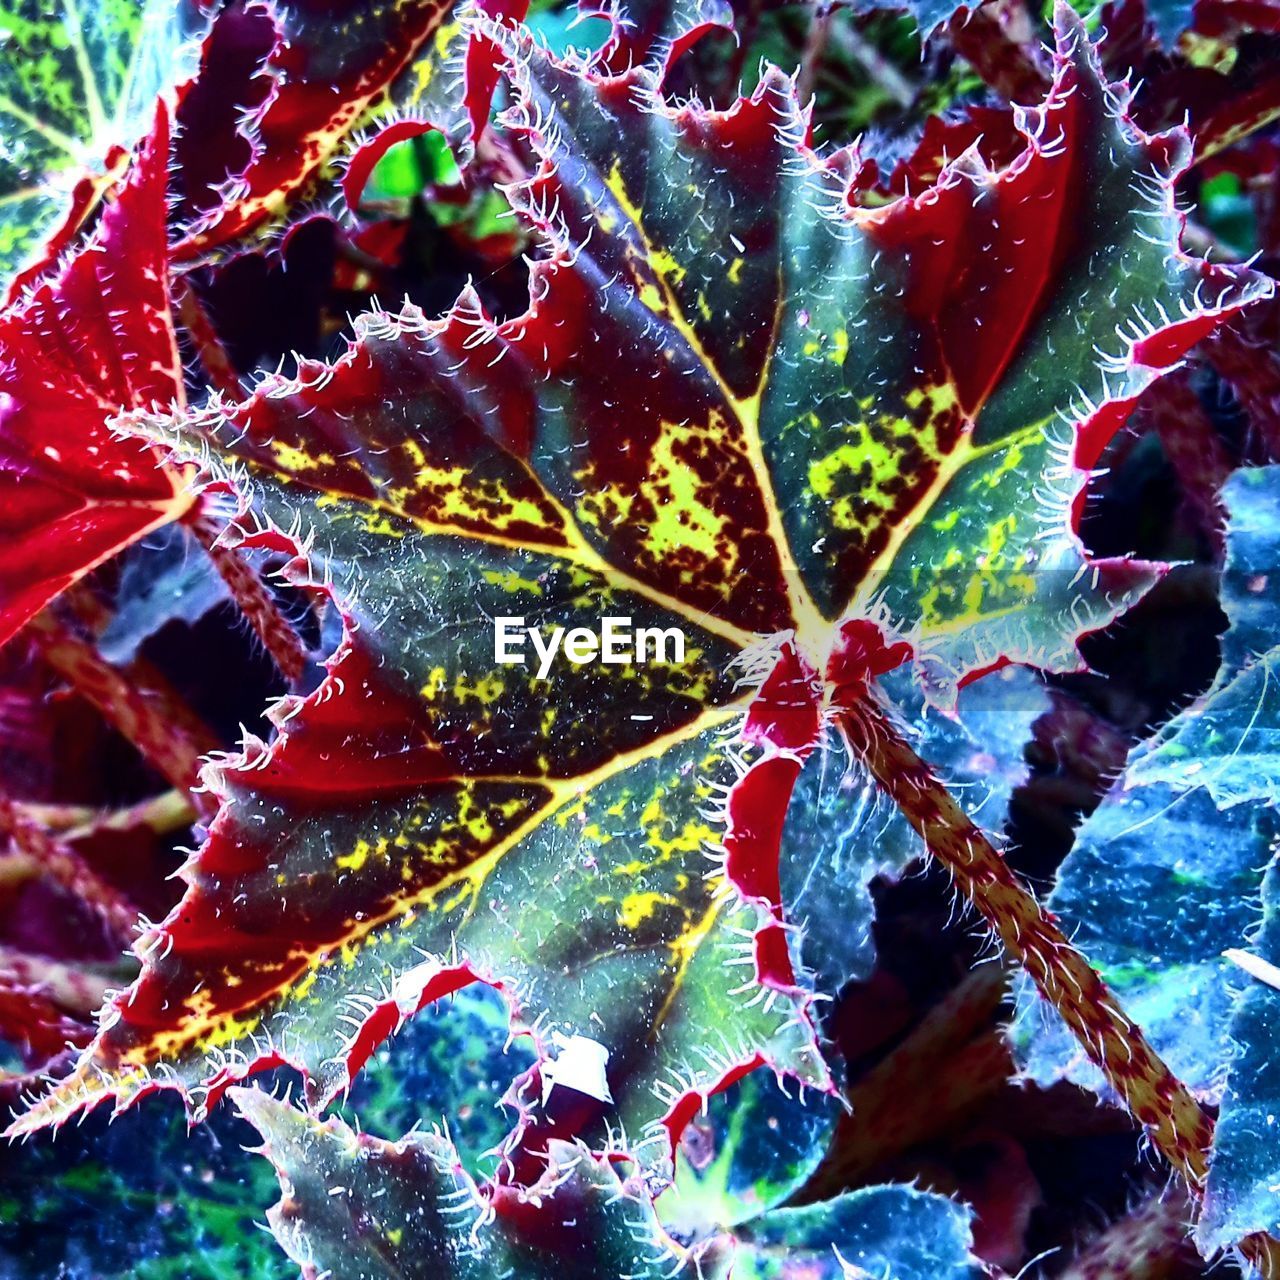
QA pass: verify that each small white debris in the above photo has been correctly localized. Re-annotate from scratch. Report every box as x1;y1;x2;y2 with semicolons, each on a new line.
1224;948;1280;992
392;961;438;1010
541;1033;613;1106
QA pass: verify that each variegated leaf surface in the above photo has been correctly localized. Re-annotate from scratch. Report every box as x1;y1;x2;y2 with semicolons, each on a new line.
234;1088;730;1280
0;0;198;295
10;14;1268;1177
173;0;454;257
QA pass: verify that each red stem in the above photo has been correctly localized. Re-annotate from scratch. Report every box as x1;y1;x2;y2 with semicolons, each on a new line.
27;612;217;800
0;796;138;943
184;502;308;684
173;276;242;401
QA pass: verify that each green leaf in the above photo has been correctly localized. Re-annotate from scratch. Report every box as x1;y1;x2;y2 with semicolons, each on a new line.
1014;466;1280;1255
0;0;198;293
232;1088;732;1280
12;16;1268;1176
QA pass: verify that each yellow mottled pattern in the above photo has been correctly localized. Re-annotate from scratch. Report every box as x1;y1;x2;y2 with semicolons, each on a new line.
573;413;746;592
617;891;678;928
806;397;946;538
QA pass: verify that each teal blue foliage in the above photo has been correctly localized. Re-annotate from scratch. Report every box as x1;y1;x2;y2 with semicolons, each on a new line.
1202;859;1280;1250
0;1094;286;1280
99;525;231;664
782;665;1046;999
730;1183;982;1279
1017;466;1280;1254
652;1049;979;1280
659;1070;839;1236
1015;784;1276;1093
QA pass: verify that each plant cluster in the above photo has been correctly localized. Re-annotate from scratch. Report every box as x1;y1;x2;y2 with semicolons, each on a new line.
2;0;1280;1276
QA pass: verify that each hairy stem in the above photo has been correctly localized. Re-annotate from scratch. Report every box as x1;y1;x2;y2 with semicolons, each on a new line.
27;613;217;799
16;790;195;840
795;6;833;107
836;692;1208;1172
185;502;308;684
0;796;138;942
837;690;1280;1276
0;944;116;1018
173;277;241;401
1056;1185;1196;1279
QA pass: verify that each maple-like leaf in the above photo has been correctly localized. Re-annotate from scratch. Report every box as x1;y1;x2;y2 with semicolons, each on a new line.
10;12;1268;1161
0;106;193;649
233;1086;982;1280
0;0;199;297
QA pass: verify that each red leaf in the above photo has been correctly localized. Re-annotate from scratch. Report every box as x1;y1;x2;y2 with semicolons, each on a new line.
174;0;455;256
0;107;193;649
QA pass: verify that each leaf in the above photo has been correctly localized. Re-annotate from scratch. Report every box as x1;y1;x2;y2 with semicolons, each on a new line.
336;983;536;1181
0;106;194;649
1014;468;1280;1193
781;664;1046;999
0;1093;287;1280
1148;0;1197;48
10;12;1268;1154
835;0;972;38
1200;856;1280;1250
232;1088;730;1280
0;0;198;297
235;1086;980;1280
97;524;232;666
174;0;457;255
729;1186;982;1280
655;1068;982;1280
586;0;735;71
658;1069;839;1236
1014;778;1277;1094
